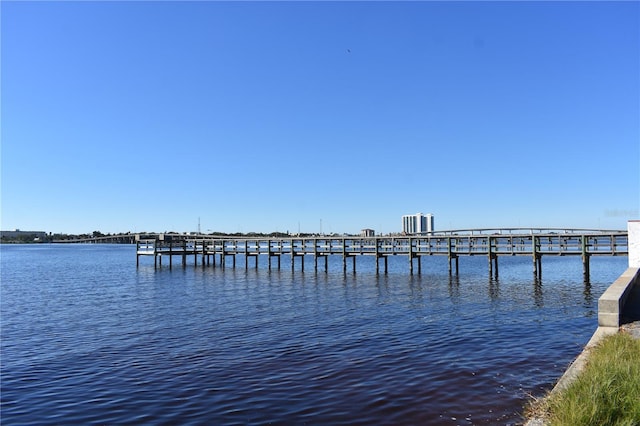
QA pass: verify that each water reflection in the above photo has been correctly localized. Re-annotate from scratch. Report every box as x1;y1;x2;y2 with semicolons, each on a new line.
448;275;460;302
407;276;424;306
533;278;544;308
375;275;390;302
583;281;593;307
488;277;500;301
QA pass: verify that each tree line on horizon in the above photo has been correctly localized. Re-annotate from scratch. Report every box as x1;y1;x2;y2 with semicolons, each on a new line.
0;230;366;243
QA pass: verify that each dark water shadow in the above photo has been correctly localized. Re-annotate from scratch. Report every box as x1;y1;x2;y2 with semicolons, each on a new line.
448;275;460;303
488;277;500;301
533;278;543;308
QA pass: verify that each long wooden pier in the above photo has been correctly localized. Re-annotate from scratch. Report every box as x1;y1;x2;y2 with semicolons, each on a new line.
136;229;628;279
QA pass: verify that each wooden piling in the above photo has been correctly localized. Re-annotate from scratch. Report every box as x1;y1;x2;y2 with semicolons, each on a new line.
582;236;590;281
493;255;499;278
342;238;347;273
532;236;542;279
583;253;590;280
448;255;459;275
194;242;198;267
488;236;493;278
409;238;414;275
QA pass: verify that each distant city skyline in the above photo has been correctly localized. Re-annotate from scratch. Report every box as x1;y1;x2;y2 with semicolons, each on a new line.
2;1;638;235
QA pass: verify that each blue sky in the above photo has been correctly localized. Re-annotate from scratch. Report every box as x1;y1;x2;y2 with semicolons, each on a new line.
2;1;638;235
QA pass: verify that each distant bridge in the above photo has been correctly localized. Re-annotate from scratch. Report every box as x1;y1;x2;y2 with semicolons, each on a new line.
422;227;625;236
54;234;138;244
57;228;626;244
133;228;628;279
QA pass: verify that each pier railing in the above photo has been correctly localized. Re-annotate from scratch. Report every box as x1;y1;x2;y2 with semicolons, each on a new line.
136;231;628;278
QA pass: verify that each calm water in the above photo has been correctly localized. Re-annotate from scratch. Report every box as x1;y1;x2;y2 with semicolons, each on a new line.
1;244;628;425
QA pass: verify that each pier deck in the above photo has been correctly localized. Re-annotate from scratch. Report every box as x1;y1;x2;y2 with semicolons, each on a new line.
136;229;628;278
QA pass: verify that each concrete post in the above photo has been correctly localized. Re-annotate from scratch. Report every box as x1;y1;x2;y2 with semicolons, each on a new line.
629;220;640;267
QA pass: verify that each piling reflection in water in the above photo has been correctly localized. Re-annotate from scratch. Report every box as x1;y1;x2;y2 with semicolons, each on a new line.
0;245;628;425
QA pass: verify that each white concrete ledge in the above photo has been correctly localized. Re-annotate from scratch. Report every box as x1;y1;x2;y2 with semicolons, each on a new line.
598;267;640;327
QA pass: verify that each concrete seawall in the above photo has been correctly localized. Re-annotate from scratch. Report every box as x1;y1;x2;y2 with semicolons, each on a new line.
525;220;640;425
550;267;640;395
599;267;640;328
555;221;640;394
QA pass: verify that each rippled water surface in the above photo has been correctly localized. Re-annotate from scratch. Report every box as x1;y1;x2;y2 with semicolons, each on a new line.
1;244;628;425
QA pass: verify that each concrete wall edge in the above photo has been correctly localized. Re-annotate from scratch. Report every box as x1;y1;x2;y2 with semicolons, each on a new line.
598;267;640;327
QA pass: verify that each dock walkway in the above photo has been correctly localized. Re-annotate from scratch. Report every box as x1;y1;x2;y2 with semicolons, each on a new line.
136;229;628;278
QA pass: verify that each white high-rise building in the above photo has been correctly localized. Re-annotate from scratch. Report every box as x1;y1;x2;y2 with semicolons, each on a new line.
425;213;434;233
402;213;435;235
402;214;421;234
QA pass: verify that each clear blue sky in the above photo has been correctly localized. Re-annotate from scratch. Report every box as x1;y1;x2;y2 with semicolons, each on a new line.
2;1;638;235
